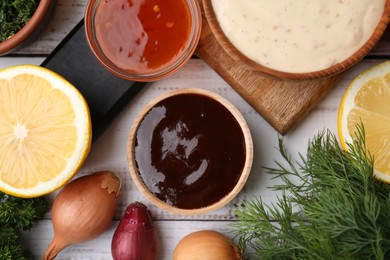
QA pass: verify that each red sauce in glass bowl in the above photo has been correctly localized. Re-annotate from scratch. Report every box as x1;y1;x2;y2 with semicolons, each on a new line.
94;0;191;74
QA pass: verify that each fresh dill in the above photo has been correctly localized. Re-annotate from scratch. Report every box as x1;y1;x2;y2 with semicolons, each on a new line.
232;124;390;260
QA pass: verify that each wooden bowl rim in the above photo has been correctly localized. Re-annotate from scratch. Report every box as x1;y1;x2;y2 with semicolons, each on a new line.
202;0;390;80
127;88;254;215
0;0;53;55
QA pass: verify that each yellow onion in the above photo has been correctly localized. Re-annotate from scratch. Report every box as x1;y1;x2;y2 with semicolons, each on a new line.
173;230;242;260
43;171;121;259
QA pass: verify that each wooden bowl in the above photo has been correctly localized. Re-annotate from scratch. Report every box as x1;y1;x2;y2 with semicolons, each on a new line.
202;0;390;80
127;88;253;215
0;0;56;55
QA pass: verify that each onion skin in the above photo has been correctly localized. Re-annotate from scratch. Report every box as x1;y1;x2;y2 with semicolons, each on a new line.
173;230;242;260
43;171;121;260
111;202;159;260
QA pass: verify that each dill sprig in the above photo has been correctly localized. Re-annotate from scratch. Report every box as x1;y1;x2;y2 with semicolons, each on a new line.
232;123;390;260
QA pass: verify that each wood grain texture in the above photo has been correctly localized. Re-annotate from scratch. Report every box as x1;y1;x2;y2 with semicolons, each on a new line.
373;27;390;56
126;88;254;216
2;0;389;258
22;219;234;259
7;0;389;57
195;0;342;134
11;0;88;55
2;57;386;259
201;0;390;80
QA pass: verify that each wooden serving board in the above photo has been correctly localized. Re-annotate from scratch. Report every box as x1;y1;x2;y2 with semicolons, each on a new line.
195;1;341;135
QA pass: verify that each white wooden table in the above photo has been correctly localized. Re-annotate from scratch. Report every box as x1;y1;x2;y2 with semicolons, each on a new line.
1;1;389;259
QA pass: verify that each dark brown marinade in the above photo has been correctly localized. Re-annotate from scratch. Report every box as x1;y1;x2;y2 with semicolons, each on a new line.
134;93;246;209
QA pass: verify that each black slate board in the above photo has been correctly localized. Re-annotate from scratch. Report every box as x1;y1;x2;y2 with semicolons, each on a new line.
41;19;147;142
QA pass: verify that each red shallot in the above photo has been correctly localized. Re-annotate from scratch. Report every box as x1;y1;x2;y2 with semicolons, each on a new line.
111;202;159;260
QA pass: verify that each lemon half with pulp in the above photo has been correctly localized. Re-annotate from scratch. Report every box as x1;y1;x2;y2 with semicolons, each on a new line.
0;65;92;197
338;60;390;183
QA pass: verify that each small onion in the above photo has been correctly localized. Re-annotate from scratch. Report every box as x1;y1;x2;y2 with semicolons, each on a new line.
111;202;159;260
43;171;121;259
173;230;242;260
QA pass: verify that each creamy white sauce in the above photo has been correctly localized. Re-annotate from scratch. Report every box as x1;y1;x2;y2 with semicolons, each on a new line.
211;0;385;73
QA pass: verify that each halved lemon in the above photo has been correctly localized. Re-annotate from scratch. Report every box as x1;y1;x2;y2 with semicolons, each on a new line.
0;65;92;197
338;60;390;183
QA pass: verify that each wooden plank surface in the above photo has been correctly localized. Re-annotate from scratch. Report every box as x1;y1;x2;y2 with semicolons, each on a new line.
1;1;390;259
195;19;340;134
195;0;388;134
10;0;390;56
22;220;234;259
11;0;389;135
0;57;384;259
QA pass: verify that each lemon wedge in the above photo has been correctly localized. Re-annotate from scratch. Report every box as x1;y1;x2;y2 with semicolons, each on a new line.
0;65;92;197
338;60;390;183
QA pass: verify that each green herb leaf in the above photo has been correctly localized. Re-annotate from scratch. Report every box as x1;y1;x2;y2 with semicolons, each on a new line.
0;192;48;259
0;0;40;42
232;123;390;260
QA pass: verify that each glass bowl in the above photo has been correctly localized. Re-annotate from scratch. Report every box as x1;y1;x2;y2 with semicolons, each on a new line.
85;0;202;82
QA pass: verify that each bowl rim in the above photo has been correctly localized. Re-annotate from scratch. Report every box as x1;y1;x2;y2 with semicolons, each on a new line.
0;0;53;55
202;0;390;80
84;0;202;82
127;88;254;215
